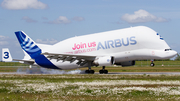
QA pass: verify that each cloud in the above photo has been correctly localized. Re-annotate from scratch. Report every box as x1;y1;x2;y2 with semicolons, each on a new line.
0;35;59;60
36;39;58;45
22;16;37;23
73;16;85;21
0;35;20;46
0;35;10;45
46;16;71;24
0;41;8;45
45;16;85;24
121;9;168;23
42;17;48;20
0;35;25;60
0;35;8;39
1;0;47;10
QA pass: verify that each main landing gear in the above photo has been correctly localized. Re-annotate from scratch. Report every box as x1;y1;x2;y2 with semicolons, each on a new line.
85;62;95;74
85;62;108;74
85;65;108;74
85;69;95;74
99;66;108;74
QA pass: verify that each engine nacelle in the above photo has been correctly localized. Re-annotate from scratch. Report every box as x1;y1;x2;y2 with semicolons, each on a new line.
115;61;135;67
93;56;114;66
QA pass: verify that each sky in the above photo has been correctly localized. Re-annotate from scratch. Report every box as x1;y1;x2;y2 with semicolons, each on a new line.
0;0;180;60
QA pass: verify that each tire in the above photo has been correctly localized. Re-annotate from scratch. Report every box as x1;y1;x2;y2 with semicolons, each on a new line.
85;70;90;73
104;70;108;74
90;70;95;74
99;70;103;74
150;63;155;67
99;70;108;74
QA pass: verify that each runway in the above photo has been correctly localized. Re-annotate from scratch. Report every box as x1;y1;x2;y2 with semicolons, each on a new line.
1;71;180;75
107;72;180;75
0;67;180;75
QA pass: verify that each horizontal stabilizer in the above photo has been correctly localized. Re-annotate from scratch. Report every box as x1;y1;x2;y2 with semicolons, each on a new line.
13;59;35;64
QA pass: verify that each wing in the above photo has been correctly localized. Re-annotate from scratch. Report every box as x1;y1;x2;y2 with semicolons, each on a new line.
42;52;96;66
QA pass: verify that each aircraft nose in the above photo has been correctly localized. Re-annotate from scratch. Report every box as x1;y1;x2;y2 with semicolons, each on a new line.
171;50;178;57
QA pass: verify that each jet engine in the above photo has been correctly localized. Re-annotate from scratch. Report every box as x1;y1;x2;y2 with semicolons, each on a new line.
114;61;135;67
93;56;114;66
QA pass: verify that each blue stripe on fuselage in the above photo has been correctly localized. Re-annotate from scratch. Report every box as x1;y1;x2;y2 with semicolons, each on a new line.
34;55;60;69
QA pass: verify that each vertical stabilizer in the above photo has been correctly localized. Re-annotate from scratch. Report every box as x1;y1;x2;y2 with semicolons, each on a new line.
15;31;59;69
15;31;41;59
2;48;12;62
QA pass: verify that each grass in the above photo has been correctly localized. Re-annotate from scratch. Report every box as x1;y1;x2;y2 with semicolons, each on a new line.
0;74;180;100
0;62;28;66
1;61;180;100
135;60;180;66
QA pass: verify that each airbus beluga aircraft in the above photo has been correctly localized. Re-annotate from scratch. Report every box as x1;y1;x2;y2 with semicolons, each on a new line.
3;26;177;74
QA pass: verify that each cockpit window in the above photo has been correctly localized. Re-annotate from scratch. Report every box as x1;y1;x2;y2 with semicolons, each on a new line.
165;49;172;51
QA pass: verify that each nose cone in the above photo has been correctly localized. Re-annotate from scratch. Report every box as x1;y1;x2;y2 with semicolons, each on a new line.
154;50;177;59
171;50;178;58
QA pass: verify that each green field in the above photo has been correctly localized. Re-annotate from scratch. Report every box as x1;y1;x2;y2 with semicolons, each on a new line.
0;74;180;101
0;61;180;100
0;62;28;66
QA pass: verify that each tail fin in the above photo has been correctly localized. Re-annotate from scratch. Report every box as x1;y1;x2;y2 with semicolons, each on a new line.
2;48;12;62
15;31;42;59
15;31;59;69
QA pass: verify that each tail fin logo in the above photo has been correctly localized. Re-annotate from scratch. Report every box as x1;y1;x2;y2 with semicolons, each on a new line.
15;31;41;57
20;33;40;53
157;33;163;40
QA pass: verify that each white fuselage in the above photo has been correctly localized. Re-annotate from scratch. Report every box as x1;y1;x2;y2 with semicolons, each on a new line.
35;26;177;69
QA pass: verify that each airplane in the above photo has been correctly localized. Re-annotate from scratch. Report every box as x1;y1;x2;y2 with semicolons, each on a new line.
2;48;12;62
3;26;177;74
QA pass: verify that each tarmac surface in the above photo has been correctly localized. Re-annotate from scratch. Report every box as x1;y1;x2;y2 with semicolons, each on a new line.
107;72;180;75
1;71;180;75
0;67;180;75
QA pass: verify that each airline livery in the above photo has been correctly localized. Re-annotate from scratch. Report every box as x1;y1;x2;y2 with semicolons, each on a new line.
2;26;177;74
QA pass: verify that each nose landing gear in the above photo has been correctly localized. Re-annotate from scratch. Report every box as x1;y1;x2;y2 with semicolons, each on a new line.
150;59;155;67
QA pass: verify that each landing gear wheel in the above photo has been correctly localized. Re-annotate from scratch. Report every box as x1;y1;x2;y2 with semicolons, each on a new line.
85;62;95;74
99;66;108;74
85;70;90;73
99;70;103;74
99;70;108;74
90;70;95;74
104;70;108;74
85;70;95;74
150;63;155;67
